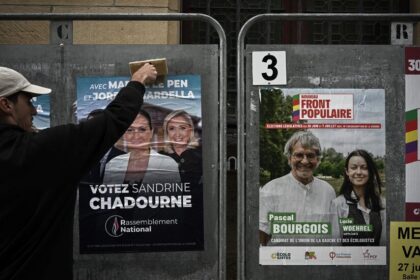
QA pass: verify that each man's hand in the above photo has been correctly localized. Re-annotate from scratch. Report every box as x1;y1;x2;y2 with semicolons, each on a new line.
131;63;157;85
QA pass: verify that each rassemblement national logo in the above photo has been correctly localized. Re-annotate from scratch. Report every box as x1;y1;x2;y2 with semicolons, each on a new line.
105;215;123;237
104;215;153;237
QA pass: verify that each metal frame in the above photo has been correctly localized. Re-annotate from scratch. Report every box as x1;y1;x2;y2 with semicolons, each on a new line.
0;12;227;280
237;13;420;280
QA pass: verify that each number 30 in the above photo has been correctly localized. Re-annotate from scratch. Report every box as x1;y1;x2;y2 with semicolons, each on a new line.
408;59;420;71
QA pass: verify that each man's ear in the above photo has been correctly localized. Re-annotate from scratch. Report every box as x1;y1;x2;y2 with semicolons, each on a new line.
0;97;13;114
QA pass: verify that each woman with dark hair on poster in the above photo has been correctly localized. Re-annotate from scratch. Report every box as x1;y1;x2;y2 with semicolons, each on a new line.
330;149;385;246
103;109;180;185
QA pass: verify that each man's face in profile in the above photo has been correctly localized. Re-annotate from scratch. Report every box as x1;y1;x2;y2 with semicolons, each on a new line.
289;142;319;184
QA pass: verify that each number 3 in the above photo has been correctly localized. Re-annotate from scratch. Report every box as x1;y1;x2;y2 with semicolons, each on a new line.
252;51;286;85
262;54;278;81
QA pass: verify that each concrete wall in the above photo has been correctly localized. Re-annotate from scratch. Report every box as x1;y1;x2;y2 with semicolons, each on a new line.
0;0;180;44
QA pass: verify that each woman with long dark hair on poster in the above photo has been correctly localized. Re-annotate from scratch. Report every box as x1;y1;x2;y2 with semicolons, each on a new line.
330;149;385;246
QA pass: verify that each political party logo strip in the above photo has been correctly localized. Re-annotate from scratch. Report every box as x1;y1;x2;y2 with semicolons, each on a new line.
259;247;386;265
405;109;419;164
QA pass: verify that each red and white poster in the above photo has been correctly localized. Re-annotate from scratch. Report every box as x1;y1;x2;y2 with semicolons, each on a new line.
405;47;420;221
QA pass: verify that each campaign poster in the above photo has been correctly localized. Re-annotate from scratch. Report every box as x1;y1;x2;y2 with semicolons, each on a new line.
259;88;386;265
389;221;420;279
77;75;204;253
32;95;50;129
405;47;420;221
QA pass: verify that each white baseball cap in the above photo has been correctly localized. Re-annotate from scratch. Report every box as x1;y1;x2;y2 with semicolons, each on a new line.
0;67;51;98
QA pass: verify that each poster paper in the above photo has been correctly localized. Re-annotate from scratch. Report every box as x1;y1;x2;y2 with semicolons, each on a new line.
390;222;420;279
405;47;420;221
259;88;386;265
77;75;204;253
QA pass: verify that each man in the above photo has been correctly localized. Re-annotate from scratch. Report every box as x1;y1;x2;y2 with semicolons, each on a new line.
0;65;157;280
259;131;336;245
79;108;125;184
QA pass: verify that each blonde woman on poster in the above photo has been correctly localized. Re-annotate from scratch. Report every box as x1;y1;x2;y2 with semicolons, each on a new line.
161;110;202;186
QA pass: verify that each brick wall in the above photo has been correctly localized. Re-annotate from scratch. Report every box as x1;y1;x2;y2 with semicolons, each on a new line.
0;0;180;44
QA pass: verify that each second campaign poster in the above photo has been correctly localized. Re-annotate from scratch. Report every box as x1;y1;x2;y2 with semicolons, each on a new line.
259;88;386;265
77;75;204;253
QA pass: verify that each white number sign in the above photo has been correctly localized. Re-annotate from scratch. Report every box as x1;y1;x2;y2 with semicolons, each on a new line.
252;51;286;85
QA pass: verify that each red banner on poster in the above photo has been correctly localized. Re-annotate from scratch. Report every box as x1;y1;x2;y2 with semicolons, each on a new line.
405;47;420;74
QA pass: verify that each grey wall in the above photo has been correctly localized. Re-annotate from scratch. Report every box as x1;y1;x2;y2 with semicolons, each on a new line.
245;45;405;279
0;44;220;280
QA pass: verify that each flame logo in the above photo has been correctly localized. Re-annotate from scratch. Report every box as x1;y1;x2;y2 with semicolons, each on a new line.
112;217;120;235
105;215;123;237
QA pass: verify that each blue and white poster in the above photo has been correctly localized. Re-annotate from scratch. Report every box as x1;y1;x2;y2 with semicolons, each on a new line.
77;75;204;253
